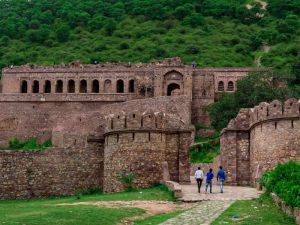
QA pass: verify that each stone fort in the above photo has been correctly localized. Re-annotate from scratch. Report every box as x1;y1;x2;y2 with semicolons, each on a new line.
0;57;298;199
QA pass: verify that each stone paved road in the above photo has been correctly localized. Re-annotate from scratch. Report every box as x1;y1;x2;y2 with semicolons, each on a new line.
160;200;234;225
160;185;261;225
181;184;261;202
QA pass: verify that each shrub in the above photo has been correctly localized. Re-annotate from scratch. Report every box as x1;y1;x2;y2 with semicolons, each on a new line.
4;137;53;151
261;161;300;208
118;172;135;190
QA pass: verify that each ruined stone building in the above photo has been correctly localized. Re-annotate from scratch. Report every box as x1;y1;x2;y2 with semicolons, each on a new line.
221;99;300;186
0;57;255;198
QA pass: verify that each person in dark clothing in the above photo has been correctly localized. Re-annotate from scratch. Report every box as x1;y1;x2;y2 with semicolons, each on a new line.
205;168;214;193
217;166;226;193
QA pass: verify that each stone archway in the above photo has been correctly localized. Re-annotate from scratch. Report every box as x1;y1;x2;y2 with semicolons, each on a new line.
167;83;180;96
163;70;183;96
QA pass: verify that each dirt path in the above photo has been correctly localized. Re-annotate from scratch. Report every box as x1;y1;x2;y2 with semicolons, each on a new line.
57;200;195;224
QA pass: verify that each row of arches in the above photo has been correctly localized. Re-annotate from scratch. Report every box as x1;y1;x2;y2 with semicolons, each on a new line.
20;79;135;94
217;81;234;92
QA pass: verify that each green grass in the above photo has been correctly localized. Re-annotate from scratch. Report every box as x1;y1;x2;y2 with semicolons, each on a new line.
0;185;174;225
134;210;185;225
211;194;296;225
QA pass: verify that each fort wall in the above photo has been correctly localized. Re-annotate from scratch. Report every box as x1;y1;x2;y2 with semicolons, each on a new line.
94;95;192;192
0;142;103;199
0;101;108;146
221;99;300;186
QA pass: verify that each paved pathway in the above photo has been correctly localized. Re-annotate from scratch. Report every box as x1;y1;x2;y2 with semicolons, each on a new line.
160;184;261;225
181;184;261;202
160;200;234;225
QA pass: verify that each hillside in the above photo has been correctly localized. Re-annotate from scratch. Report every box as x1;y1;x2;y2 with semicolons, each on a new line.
0;0;299;70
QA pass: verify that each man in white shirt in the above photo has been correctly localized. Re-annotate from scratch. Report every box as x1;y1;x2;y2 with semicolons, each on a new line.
195;167;204;193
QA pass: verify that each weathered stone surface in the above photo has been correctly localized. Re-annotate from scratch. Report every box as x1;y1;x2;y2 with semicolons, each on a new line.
0;58;254;199
221;99;300;186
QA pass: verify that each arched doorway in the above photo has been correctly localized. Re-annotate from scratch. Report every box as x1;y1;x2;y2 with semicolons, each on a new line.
116;80;124;93
129;79;135;93
92;80;99;93
80;80;87;93
20;80;28;93
68;80;75;93
167;83;180;96
44;80;51;93
163;70;183;96
32;80;39;93
56;80;63;93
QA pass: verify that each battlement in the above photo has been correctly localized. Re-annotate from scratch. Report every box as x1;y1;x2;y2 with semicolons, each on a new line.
104;111;190;134
224;98;300;132
250;98;300;126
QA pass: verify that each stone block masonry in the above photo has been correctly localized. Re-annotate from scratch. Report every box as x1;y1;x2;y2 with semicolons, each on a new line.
0;57;257;199
0;144;103;199
221;99;300;186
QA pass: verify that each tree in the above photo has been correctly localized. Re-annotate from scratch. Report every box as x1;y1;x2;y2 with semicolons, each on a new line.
103;18;116;36
174;4;194;20
56;24;70;42
207;71;295;130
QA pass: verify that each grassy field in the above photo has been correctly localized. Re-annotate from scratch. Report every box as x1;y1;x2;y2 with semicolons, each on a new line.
0;185;175;225
212;194;296;225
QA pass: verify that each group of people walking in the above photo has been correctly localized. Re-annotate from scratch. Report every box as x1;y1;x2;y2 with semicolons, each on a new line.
194;166;226;193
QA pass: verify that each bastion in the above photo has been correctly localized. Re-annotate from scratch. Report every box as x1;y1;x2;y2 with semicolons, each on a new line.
221;98;300;186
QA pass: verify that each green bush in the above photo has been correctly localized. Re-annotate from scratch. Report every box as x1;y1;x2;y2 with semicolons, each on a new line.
261;161;300;208
118;172;136;190
3;138;54;151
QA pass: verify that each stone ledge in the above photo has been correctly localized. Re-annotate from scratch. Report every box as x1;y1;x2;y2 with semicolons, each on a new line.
165;181;183;198
271;192;300;225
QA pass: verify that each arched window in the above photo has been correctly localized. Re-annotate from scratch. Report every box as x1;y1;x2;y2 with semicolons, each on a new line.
56;80;63;93
68;80;75;93
116;80;124;93
167;83;180;96
44;80;51;93
20;80;28;93
227;81;234;91
129;79;135;93
32;80;39;93
218;81;224;91
92;80;99;93
104;79;112;93
80;80;87;93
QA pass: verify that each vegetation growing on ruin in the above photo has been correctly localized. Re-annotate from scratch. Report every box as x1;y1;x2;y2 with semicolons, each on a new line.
259;161;300;208
207;70;300;130
190;129;220;163
0;0;299;72
212;193;296;225
0;185;175;225
0;138;53;150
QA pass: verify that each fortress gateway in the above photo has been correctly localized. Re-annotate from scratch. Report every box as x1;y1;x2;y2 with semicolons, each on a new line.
1;57;298;199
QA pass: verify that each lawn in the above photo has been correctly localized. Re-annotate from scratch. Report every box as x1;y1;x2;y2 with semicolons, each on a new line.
0;185;175;225
212;194;296;225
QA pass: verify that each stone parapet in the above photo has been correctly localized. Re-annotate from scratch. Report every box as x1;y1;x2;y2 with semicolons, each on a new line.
250;98;300;126
221;98;300;187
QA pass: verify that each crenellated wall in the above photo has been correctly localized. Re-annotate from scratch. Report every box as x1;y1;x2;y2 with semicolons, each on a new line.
221;99;300;186
103;112;193;192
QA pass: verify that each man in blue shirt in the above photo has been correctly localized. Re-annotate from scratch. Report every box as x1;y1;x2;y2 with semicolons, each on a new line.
205;168;214;193
217;166;226;193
